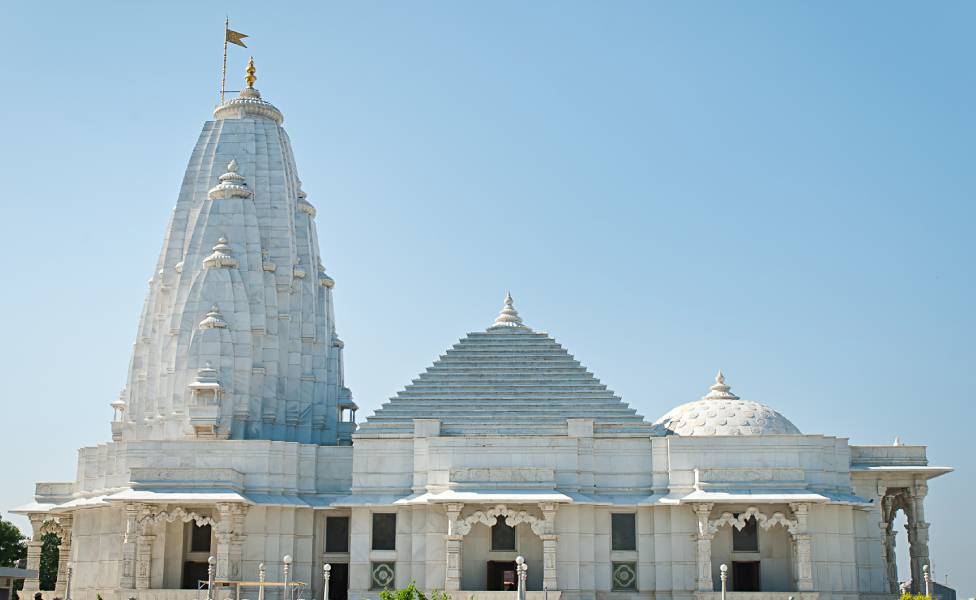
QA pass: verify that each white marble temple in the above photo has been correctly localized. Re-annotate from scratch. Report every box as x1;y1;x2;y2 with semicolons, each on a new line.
12;64;951;600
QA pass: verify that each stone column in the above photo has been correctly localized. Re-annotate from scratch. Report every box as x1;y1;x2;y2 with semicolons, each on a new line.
906;482;930;595
22;515;45;599
444;503;464;592
120;504;140;589
136;532;155;589
879;521;899;594
692;503;714;592
789;503;814;591
54;516;73;597
539;503;559;591
216;503;248;580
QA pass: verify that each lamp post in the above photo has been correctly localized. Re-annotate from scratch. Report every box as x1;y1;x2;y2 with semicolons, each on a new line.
283;556;293;600
207;556;217;600
65;563;73;600
258;563;267;600
515;556;527;600
923;564;931;598
323;564;332;600
720;564;728;600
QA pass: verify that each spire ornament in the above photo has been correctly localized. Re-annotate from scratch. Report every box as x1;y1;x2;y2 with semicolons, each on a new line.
702;371;740;400
491;292;525;328
245;57;257;89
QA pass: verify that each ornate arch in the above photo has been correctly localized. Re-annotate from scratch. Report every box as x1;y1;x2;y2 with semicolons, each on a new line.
707;506;798;535
138;506;217;531
454;504;546;536
39;517;68;537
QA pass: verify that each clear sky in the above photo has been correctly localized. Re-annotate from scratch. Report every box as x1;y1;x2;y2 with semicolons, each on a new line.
1;0;973;595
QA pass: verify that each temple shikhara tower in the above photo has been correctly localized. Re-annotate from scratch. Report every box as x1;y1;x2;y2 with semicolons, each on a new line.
13;60;951;600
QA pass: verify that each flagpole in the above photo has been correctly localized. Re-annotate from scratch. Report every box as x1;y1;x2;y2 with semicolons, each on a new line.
220;17;229;104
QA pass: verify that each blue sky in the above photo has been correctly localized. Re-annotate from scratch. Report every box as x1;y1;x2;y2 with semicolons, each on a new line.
1;0;973;594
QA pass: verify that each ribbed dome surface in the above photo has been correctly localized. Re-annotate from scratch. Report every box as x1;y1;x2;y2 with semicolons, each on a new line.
358;297;653;437
652;373;800;436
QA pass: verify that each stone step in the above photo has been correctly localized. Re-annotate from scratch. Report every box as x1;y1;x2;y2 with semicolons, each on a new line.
453;340;564;348
424;365;592;373
391;391;621;400
413;378;602;387
445;348;570;355
403;382;609;391
366;414;643;424
433;357;582;365
376;399;636;410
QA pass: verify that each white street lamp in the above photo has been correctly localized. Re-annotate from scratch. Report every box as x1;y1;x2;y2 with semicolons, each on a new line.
515;556;528;600
283;556;294;600
720;564;728;600
323;564;332;600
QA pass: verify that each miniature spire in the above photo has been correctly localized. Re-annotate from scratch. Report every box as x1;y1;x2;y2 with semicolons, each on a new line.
702;370;740;400
208;159;252;200
199;304;228;330
203;235;238;269
491;292;524;328
245;57;257;89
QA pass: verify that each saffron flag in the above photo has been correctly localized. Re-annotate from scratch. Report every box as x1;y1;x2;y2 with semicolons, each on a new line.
226;29;248;48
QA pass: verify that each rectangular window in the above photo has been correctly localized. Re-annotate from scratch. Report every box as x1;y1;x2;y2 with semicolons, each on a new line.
326;516;350;553
611;562;638;591
732;515;759;552
190;523;212;553
372;513;397;550
491;517;517;551
611;513;636;551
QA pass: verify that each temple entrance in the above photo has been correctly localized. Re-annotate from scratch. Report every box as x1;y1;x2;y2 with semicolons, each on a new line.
732;562;760;591
327;563;349;600
486;561;517;591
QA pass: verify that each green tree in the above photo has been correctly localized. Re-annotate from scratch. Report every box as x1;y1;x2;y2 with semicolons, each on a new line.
379;582;449;600
38;532;60;591
0;515;27;567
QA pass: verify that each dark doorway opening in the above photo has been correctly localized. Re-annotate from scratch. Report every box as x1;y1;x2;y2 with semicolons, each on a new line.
327;563;349;600
732;561;761;592
182;561;209;589
486;561;517;591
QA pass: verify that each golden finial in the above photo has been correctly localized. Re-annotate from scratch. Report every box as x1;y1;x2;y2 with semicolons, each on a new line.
245;56;257;89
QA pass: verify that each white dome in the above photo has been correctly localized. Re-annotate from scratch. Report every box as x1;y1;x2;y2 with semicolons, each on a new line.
652;372;801;436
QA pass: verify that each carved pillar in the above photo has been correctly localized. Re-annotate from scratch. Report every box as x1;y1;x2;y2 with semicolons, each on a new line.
444;503;464;591
789;503;814;591
879;521;899;594
539;502;559;591
906;482;930;595
22;515;45;598
217;503;248;580
120;504;140;589
54;516;73;597
692;503;714;592
136;530;155;590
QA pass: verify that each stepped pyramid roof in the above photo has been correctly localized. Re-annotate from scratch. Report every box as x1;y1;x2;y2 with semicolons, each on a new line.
357;294;654;437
